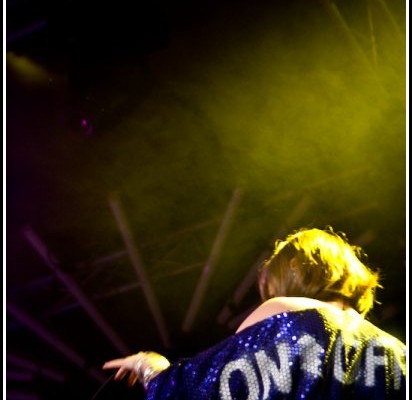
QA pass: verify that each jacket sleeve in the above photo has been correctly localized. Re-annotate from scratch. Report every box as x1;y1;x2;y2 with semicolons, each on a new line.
146;358;188;400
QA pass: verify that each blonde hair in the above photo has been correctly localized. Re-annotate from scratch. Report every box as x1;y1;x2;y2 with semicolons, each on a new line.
258;227;381;316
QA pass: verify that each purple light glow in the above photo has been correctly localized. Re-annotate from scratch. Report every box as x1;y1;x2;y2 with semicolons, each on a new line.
80;118;94;136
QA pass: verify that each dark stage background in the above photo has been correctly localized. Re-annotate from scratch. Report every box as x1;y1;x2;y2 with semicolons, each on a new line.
6;1;406;399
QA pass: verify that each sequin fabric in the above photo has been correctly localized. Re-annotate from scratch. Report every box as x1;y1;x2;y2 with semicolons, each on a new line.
147;308;406;399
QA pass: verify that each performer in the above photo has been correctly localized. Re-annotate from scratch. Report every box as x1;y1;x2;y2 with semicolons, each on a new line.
103;227;406;399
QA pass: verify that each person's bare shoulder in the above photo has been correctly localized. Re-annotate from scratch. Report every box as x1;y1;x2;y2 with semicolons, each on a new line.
235;297;324;333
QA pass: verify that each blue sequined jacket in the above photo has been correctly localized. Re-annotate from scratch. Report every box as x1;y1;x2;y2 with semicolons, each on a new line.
147;308;406;399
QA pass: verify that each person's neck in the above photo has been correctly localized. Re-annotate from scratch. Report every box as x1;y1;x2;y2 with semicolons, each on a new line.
325;299;351;311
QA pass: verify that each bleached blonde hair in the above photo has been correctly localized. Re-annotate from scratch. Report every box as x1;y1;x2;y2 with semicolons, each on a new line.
258;227;381;316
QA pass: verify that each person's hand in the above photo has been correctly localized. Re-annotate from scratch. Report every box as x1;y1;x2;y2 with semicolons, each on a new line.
103;351;170;388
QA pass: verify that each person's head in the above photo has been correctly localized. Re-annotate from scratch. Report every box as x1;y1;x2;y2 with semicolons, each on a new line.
258;227;380;316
